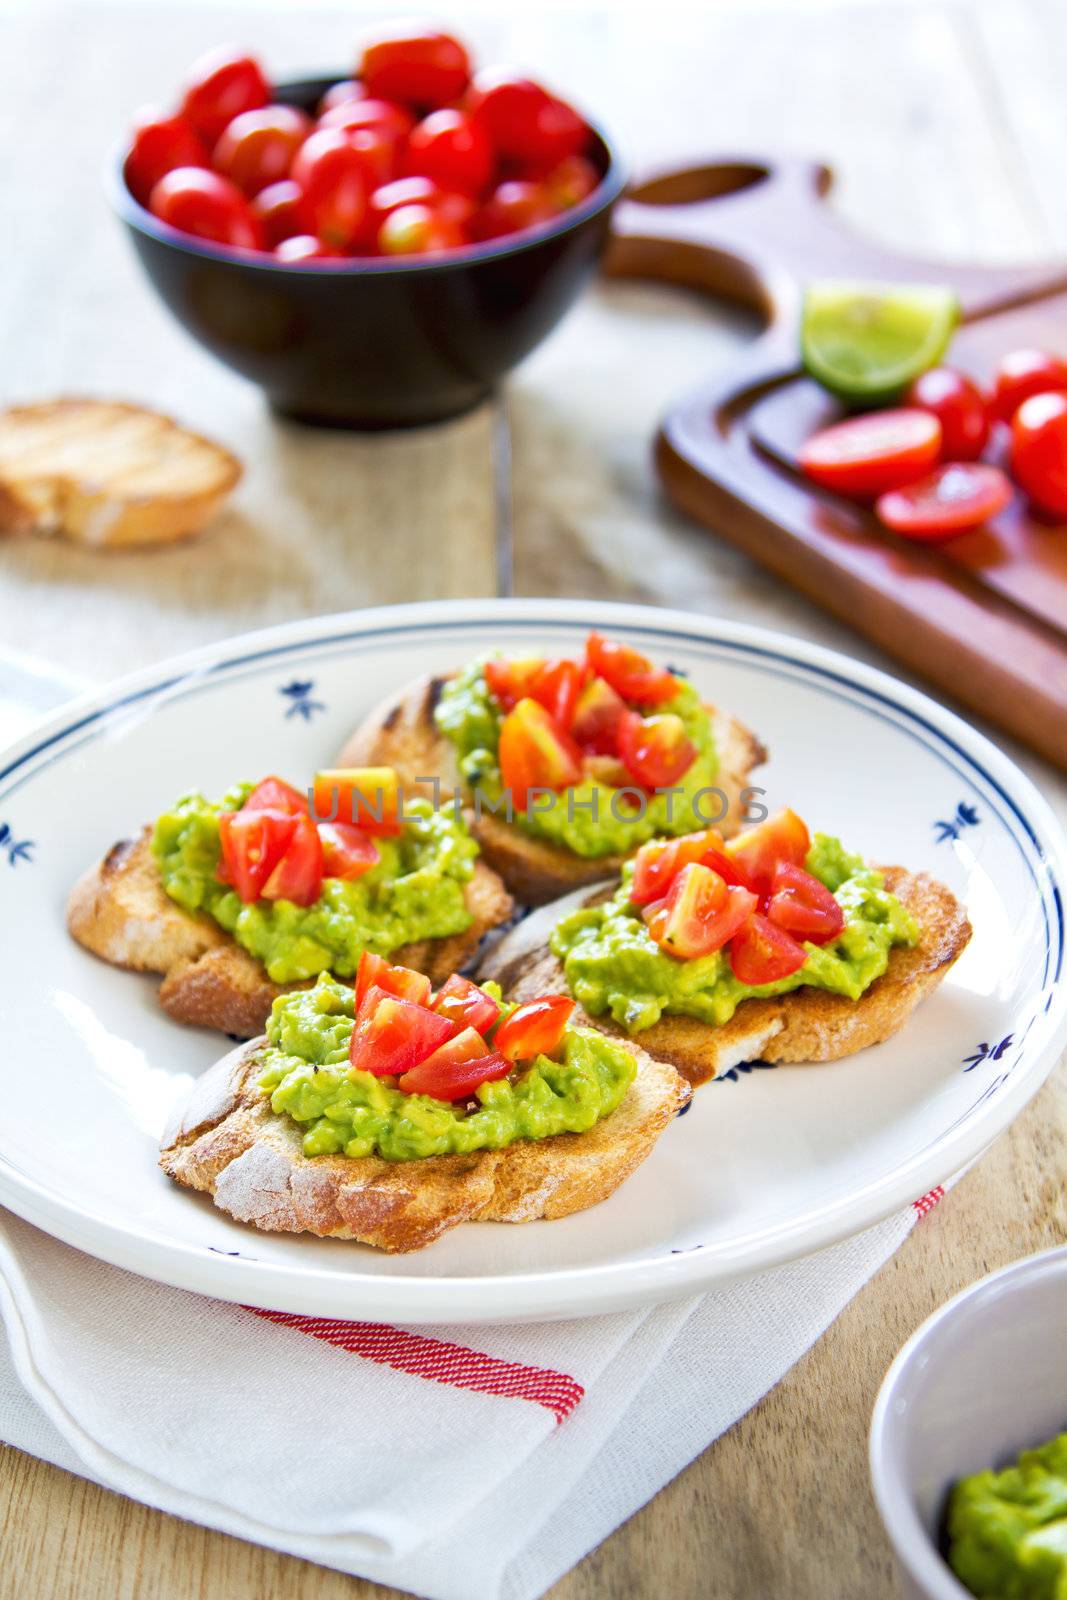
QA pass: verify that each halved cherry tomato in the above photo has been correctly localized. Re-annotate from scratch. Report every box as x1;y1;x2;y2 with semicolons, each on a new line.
586;633;678;706
291;129;368;249
725;808;811;893
318;821;380;880
498;698;583;810
359;28;471;108
1010;391;1067;518
218;807;296;902
432;974;501;1035
699;845;760;896
349;994;456;1077
252;180;305;246
125;110;208;206
466;71;587;171
905;368;990;461
260;812;324;905
180;48;269;146
798;409;942;498
494;995;575;1063
617;710;697;790
484;656;544;711
311;768;401;835
354;951;432;1014
729;914;807;985
571;675;627;754
875;463;1012;541
473;180;556;240
399;1037;510;1100
991;348;1067;423
244;776;309;815
765;862;845;945
543;155;599;211
213;104;311;197
646;863;757;960
530;659;583;730
630;830;724;906
406;109;492;196
379;203;465;255
149;167;264;250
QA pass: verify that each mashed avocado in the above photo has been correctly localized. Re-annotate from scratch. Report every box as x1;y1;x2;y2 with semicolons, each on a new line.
152;785;476;985
947;1429;1067;1598
257;973;637;1160
434;659;721;857
550;834;919;1032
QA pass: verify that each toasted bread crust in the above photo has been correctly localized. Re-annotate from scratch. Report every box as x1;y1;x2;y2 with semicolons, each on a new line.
159;1034;691;1252
481;869;971;1085
67;831;513;1037
337;672;768;905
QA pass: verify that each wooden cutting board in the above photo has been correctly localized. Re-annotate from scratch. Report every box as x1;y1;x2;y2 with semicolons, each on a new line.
602;158;1067;768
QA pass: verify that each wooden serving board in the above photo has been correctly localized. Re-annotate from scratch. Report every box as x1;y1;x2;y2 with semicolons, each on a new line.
602;158;1067;768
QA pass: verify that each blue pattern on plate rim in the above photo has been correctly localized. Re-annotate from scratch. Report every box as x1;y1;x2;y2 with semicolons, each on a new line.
963;1035;1014;1071
0;822;33;867
715;1059;779;1085
934;801;980;844
278;679;326;721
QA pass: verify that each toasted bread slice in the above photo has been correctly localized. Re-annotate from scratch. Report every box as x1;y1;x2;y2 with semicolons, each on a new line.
337;671;767;905
0;399;240;546
480;868;971;1086
67;831;513;1038
159;1032;691;1252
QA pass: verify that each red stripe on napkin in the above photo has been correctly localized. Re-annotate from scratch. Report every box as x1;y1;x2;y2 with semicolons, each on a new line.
246;1309;584;1423
912;1185;945;1218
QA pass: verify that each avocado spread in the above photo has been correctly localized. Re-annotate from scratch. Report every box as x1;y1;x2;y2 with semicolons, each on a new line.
947;1429;1067;1599
550;834;919;1032
152;786;477;985
434;659;721;857
257;973;637;1160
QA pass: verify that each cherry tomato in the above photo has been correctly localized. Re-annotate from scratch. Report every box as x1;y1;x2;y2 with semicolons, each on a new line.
432;974;501;1035
379;203;466;255
317;821;380;879
218;807;296;902
354;951;432;1014
875;463;1012;540
905;367;990;461
467;71;588;171
571;675;627;754
765;862;845;945
586;633;678;706
319;96;415;151
630;830;724;907
528;659;583;730
1010;391;1067;518
798;409;942;498
291;129;369;249
543;154;600;212
494;995;575;1062
260;812;324;905
483;655;544;710
617;710;697;789
646;864;757;960
212;104;310;196
498;697;583;810
312;768;401;834
729;914;807;985
991;348;1067;423
243;776;308;814
474;180;555;240
349;994;456;1078
700;845;761;896
125;110;208;206
318;80;364;116
360;175;467;249
725;809;811;894
398;1035;509;1100
149;167;264;250
274;234;338;262
405;109;492;196
180;47;268;146
252;180;305;246
359;28;470;108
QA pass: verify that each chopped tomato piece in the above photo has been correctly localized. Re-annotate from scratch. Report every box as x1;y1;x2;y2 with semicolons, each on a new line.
729;914;807;985
798;409;942;498
493;995;575;1063
318;821;380;881
218;807;296;903
260;812;325;905
354;951;432;1014
349;993;456;1077
724;808;812;894
483;655;544;711
875;463;1012;541
700;845;761;896
765;862;845;945
647;863;757;960
530;658;583;730
586;632;678;706
432;973;501;1034
630;829;724;906
617;710;697;790
498;697;583;811
571;674;627;754
312;767;401;835
244;776;309;815
399;1039;511;1100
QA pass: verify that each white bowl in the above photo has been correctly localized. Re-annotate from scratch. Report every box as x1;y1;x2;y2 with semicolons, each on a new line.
870;1246;1067;1598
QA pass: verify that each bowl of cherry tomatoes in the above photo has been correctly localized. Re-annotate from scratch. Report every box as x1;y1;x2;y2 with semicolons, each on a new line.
111;26;626;428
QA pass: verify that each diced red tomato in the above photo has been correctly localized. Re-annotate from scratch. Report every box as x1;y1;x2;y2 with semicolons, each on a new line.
729;914;807;985
699;845;760;896
990;348;1067;423
312;768;401;835
498;698;583;810
399;1039;511;1100
354;951;432;1014
318;821;380;881
359;27;471;108
798;409;942;498
260;812;324;905
646;863;757;960
530;659;583;730
218;807;297;903
494;995;575;1063
432;974;501;1035
244;776;309;815
483;655;544;710
571;675;627;754
724;809;812;894
349;994;456;1077
630;830;724;906
765;862;845;945
875;463;1012;540
585;633;678;706
617;710;697;790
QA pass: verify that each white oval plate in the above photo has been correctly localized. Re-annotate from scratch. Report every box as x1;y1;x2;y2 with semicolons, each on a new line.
1;600;1064;1324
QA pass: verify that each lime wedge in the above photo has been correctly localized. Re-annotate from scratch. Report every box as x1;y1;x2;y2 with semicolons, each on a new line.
801;281;960;403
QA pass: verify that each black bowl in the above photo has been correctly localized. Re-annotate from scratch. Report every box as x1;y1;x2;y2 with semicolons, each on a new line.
109;75;627;429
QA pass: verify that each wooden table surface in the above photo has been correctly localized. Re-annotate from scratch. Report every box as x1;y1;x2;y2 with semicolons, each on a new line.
2;1;1066;1596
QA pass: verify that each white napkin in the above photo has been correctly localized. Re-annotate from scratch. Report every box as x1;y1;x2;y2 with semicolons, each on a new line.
0;1189;941;1600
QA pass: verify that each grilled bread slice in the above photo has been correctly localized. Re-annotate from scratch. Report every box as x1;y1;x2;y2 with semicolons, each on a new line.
67;830;513;1038
159;1031;691;1252
337;671;767;906
0;399;240;546
480;869;971;1086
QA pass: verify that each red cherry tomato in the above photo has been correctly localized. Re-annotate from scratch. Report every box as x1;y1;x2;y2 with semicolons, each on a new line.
1010;392;1067;518
571;675;627;754
317;821;380;878
473;180;555;240
483;656;544;709
318;80;364;116
991;348;1067;423
291;129;368;249
273;234;338;262
494;995;575;1063
905;367;990;461
543;155;600;212
359;28;470;109
497;697;583;810
630;830;724;907
585;633;678;705
349;994;456;1078
361;175;465;249
765;862;845;945
875;463;1013;540
724;809;811;895
432;974;501;1035
378;203;465;255
125;110;208;206
243;776;309;815
212;104;310;196
405;109;492;196
218;807;296;902
319;96;415;150
311;768;401;835
252;179;304;246
180;47;268;146
398;1034;510;1100
799;409;942;498
617;710;697;789
260;812;324;905
467;71;588;171
148;167;264;250
354;952;432;1014
729;914;807;985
